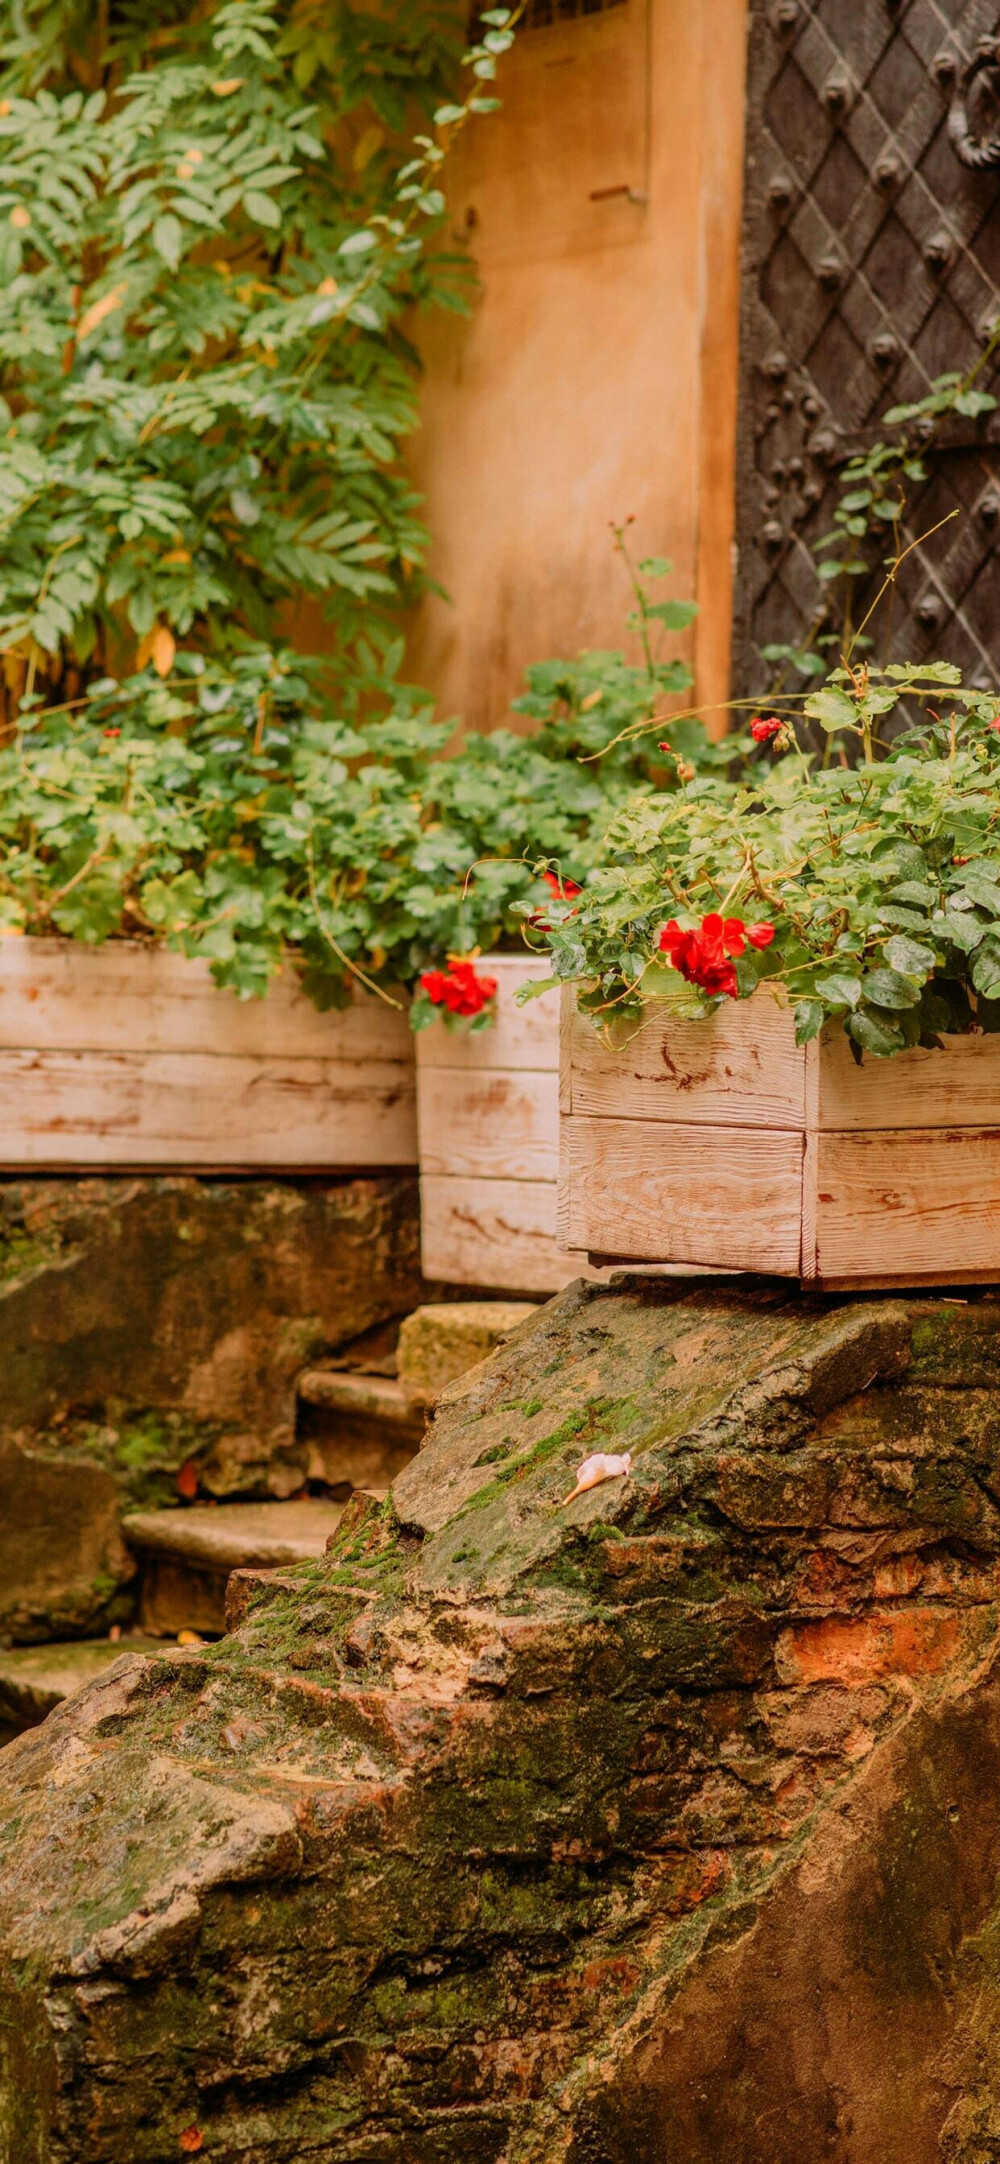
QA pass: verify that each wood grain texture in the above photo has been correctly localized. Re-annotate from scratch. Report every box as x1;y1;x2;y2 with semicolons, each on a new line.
813;1128;1000;1281
419;1174;596;1294
561;1114;804;1273
415;955;560;1072
816;1026;1000;1131
561;991;806;1128
0;1048;417;1168
416;1068;558;1180
0;937;412;1060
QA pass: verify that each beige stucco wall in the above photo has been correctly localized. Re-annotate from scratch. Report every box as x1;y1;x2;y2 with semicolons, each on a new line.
406;0;749;736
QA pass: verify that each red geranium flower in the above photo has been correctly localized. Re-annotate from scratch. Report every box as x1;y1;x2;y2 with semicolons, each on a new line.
103;727;121;737
751;716;783;743
419;958;498;1018
658;913;774;998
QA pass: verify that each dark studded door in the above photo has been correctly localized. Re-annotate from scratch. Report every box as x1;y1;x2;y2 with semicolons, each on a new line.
734;0;1000;696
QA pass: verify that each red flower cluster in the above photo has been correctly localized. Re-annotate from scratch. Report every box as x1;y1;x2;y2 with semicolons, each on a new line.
419;958;498;1017
751;715;783;743
659;913;774;998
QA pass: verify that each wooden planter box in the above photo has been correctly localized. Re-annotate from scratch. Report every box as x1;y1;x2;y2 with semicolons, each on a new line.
416;955;598;1294
559;988;1000;1290
0;938;416;1170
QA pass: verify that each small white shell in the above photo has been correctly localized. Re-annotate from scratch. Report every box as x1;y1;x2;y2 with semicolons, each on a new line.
561;1450;633;1507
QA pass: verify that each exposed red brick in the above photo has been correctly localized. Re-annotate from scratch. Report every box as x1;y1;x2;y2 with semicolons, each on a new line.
775;1606;961;1687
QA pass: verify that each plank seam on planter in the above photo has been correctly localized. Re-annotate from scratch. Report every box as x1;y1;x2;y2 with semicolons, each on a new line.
801;1128;818;1283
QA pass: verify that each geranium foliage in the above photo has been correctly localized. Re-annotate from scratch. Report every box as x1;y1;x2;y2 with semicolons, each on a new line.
0;497;730;1004
533;662;1000;1061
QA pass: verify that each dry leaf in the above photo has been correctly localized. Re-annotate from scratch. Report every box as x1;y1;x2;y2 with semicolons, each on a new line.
352;125;384;171
76;282;126;343
211;78;243;94
176;1460;199;1500
152;625;176;678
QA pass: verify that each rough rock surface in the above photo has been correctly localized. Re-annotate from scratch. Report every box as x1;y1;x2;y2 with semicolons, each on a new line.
0;1637;164;1735
5;1279;1000;2159
0;1174;424;1640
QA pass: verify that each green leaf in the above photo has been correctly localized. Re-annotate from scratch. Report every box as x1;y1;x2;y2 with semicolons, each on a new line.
637;556;673;578
804;686;858;732
882;934;937;978
244;190;282;228
794;998;824;1044
849;1010;905;1057
152;213;183;268
972;942;1000;1001
888;881;936;908
644;600;698;629
885;661;962;684
862;967;921;1009
958;869;1000;913
813;970;862;1008
954;388;996;418
934;910;984;954
339;229;378;256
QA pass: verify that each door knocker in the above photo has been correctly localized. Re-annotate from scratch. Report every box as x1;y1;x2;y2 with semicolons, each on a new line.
948;38;1000;169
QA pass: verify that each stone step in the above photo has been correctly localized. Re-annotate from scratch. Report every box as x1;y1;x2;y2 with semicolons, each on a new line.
297;1370;413;1418
123;1499;347;1638
295;1368;425;1490
395;1302;540;1410
0;1635;165;1740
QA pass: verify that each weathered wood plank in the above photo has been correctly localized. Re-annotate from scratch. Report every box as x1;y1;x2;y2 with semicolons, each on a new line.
419;1173;596;1294
813;1129;1000;1282
816;1027;1000;1132
561;992;806;1129
560;1114;804;1272
0;938;411;1062
0;1049;417;1167
415;955;559;1072
416;1069;558;1181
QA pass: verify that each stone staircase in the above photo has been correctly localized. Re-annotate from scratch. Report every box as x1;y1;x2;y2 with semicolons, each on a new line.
0;1300;538;1741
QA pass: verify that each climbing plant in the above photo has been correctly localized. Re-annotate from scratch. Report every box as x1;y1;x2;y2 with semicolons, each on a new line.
0;0;507;721
763;332;1000;689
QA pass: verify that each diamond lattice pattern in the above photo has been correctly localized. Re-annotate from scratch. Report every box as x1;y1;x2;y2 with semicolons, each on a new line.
737;0;1000;694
